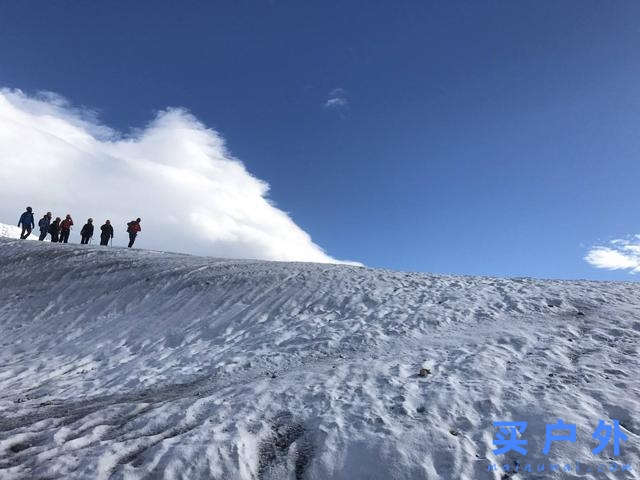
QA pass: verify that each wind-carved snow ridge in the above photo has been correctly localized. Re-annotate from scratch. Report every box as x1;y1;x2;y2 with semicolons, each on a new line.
0;237;638;479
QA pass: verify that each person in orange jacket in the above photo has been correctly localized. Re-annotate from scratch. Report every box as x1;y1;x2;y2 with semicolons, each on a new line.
59;214;74;243
126;218;141;248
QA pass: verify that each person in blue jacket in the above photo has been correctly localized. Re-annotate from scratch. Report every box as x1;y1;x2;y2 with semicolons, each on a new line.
38;212;52;241
18;207;35;239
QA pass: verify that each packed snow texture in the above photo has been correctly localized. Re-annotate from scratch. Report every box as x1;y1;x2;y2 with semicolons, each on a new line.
0;237;638;479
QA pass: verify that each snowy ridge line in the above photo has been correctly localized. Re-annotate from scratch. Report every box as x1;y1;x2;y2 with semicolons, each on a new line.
0;238;639;479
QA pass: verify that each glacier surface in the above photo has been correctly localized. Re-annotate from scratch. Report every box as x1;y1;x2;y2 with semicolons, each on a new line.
0;236;638;479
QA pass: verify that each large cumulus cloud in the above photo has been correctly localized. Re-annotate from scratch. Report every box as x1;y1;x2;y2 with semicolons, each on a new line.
0;88;358;264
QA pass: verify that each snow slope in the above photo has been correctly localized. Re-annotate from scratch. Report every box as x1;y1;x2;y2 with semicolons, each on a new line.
0;237;638;479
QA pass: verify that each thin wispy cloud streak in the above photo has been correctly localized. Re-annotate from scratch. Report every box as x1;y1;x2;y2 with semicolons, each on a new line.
0;88;359;264
325;98;347;108
324;88;348;111
585;236;640;274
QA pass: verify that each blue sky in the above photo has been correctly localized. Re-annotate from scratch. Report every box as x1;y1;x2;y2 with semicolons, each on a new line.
2;1;640;279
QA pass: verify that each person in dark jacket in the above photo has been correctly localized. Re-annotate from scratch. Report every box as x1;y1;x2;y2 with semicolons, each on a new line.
49;217;61;242
18;207;35;239
59;214;73;243
38;212;52;241
100;220;114;246
126;218;141;248
80;218;94;244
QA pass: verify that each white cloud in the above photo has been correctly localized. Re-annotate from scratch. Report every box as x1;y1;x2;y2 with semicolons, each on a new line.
585;236;640;273
0;223;24;239
0;88;360;264
325;97;348;109
324;88;348;110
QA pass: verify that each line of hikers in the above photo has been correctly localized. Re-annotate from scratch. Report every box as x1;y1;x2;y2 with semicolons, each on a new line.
17;207;142;248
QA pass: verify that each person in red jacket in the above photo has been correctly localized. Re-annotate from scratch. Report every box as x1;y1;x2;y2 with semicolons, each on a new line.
59;214;74;243
126;218;141;248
